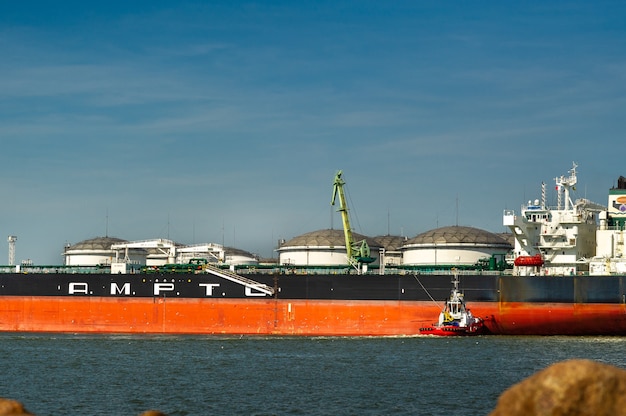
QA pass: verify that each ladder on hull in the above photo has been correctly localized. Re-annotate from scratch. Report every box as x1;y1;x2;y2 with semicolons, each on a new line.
204;264;275;296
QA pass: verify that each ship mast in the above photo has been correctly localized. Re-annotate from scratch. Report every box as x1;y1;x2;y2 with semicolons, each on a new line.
331;170;374;272
555;162;577;211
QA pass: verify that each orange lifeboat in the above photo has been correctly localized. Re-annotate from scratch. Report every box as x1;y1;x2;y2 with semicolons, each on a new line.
514;254;544;267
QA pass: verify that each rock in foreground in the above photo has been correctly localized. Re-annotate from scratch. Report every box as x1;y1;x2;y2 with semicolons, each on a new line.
490;359;626;416
0;398;33;415
0;398;166;416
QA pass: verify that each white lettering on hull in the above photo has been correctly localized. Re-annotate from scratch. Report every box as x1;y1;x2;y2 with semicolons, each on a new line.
111;282;131;295
67;281;267;297
153;283;175;296
245;285;267;297
199;283;220;296
68;282;89;295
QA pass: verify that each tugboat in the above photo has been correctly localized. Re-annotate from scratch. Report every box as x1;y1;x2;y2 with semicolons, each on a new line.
419;272;484;336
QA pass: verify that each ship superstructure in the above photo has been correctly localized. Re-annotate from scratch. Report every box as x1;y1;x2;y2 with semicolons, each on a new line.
590;175;626;275
504;163;626;277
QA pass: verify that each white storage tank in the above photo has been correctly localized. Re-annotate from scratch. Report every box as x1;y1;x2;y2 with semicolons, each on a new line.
224;247;259;266
374;235;408;266
402;226;512;267
277;229;382;266
63;236;146;266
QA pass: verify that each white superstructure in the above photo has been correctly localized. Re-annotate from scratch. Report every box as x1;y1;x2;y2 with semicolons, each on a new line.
590;174;626;275
503;163;626;276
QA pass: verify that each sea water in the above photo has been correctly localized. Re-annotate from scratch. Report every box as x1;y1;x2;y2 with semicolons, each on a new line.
1;334;625;416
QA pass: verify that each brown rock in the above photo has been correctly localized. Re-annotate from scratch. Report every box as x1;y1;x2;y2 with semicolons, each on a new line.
490;359;626;416
0;398;33;415
0;397;167;416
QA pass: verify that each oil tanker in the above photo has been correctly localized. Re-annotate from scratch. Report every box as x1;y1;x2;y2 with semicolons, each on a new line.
1;165;625;336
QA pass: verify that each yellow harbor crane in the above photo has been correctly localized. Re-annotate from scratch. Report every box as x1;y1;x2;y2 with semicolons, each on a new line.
331;170;375;271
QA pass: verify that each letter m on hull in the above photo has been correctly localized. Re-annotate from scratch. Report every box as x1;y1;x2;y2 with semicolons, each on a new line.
110;282;131;295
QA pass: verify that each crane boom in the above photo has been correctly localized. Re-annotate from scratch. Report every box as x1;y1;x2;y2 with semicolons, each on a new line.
331;170;374;269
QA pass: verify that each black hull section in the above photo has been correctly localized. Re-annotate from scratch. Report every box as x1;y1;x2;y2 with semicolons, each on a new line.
0;272;625;304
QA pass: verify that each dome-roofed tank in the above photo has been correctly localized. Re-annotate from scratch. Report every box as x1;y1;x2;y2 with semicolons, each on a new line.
224;246;259;265
374;235;408;266
63;236;133;266
498;232;515;248
402;225;512;267
67;236;127;251
374;235;408;251
277;229;382;266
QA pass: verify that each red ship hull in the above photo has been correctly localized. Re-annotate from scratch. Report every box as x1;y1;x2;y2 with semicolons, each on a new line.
2;296;626;336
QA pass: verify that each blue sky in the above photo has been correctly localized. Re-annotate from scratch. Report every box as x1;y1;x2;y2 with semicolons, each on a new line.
1;1;625;264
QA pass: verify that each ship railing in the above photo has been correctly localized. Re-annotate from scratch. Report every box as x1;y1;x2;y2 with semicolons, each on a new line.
388;269;503;276
602;225;626;231
539;242;575;249
204;264;275;296
231;265;507;277
2;265;113;274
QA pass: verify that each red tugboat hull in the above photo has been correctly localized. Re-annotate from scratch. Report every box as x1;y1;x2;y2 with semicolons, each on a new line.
419;322;484;336
417;271;484;336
